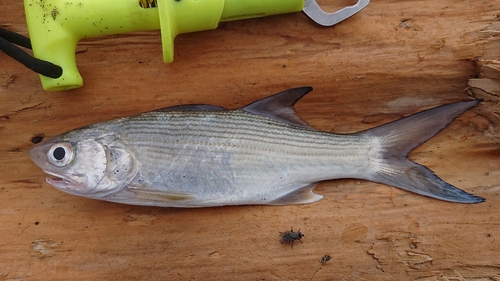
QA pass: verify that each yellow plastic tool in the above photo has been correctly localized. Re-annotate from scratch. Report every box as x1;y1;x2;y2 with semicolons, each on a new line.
23;0;369;91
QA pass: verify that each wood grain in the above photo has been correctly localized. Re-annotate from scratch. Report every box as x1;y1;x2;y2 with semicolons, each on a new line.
1;0;499;280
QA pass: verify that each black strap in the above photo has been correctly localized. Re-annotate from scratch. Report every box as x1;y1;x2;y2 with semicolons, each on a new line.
0;27;62;79
0;27;32;49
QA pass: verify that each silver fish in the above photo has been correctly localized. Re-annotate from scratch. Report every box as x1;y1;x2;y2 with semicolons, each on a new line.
29;87;484;207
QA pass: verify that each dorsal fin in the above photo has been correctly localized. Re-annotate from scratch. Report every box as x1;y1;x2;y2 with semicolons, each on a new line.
153;104;226;112
240;87;315;129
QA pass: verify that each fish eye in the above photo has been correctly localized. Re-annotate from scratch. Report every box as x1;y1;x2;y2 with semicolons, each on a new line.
47;143;74;166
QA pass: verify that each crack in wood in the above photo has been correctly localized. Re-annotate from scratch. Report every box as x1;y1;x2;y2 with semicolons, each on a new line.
367;231;432;273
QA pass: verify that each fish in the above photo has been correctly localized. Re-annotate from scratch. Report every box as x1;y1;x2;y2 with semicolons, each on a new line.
29;87;485;207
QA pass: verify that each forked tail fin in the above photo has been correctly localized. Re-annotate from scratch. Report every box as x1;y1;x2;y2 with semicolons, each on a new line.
362;100;484;203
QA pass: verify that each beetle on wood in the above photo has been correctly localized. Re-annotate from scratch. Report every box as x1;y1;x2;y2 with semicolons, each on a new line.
279;227;304;248
320;254;331;264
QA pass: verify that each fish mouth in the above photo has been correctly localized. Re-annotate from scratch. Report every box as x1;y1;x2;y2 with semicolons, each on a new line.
44;171;87;192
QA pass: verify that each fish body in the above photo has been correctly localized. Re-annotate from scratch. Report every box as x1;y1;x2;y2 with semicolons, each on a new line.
29;87;484;206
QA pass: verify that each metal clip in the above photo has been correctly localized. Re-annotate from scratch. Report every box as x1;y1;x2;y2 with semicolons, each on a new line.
303;0;370;27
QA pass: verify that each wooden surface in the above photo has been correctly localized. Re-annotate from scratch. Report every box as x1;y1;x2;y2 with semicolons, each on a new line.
1;0;500;280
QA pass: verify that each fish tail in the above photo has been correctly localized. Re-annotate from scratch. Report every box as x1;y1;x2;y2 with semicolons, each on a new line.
362;100;484;203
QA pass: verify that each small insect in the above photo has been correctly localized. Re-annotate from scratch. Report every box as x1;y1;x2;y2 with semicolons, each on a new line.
279;227;304;248
320;254;331;264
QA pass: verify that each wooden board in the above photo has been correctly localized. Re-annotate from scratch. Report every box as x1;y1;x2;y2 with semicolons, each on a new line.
1;0;500;280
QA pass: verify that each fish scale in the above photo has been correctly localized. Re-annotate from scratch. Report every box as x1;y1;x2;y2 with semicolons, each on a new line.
122;111;367;155
112;110;374;206
121;111;369;168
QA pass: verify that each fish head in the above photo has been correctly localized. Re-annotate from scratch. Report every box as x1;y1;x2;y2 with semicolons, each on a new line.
29;129;137;198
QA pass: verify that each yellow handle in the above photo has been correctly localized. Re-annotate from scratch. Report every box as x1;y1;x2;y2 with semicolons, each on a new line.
24;0;303;91
221;0;304;21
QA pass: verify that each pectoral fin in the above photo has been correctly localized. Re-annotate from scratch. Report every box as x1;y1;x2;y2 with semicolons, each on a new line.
269;184;323;205
130;189;197;203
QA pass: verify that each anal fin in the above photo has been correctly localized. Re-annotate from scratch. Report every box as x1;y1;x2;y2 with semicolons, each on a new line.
269;184;323;205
